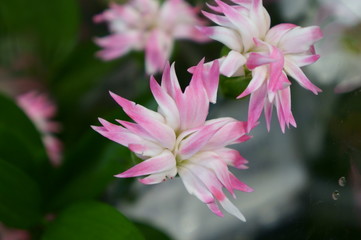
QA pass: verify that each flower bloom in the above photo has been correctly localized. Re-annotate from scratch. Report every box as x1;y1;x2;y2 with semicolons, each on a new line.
92;60;253;220
94;0;208;75
17;92;62;166
200;0;323;132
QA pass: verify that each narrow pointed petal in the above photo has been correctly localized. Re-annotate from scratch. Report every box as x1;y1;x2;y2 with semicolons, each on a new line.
202;11;233;28
265;23;296;45
178;166;215;203
275;87;297;133
201;60;220;103
214;148;249;169
246;52;277;70
94;32;141;60
203;120;248;149
229;173;253;192
116;120;152;139
193;152;235;197
286;54;320;68
220;50;247;77
267;46;285;92
91;124;139;146
207;202;224;217
215;0;256;50
237;66;267;99
161;62;182;100
219;197;246;221
177;67;209;130
178;123;222;159
150;76;180;130
138;173;168;185
264;99;273;132
247;84;267;132
279;26;323;54
139;167;177;184
249;0;270;37
198;26;243;51
284;60;322;94
110;91;176;149
145;30;173;75
115;150;175;178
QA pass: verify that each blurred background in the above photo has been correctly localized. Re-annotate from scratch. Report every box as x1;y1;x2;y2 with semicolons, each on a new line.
0;0;360;239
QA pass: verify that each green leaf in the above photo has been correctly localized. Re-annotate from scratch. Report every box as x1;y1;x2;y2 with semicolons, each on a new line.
42;201;144;240
134;221;172;240
0;159;42;228
52;42;121;107
48;130;131;210
0;0;79;70
220;74;252;99
0;93;48;177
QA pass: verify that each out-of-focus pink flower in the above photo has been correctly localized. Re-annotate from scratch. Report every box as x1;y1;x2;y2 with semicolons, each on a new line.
17;92;62;166
94;0;209;75
310;0;361;93
0;223;30;240
200;0;323;132
93;60;253;220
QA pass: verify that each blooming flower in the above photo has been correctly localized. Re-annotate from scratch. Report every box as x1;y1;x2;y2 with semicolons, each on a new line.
92;60;253;220
200;0;323;132
94;0;208;75
17;92;62;166
307;0;361;93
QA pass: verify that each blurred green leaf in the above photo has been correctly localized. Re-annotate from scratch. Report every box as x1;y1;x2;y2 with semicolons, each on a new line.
48;130;130;210
134;221;172;240
0;93;48;178
42;201;144;240
220;74;251;99
0;159;42;228
52;42;121;106
0;0;79;70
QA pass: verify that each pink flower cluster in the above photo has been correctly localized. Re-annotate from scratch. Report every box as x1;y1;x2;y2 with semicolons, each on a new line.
200;0;323;132
17;92;62;166
94;0;208;74
93;0;322;220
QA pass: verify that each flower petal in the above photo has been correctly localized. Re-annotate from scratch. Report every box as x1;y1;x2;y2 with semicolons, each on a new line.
161;62;182;100
265;23;296;45
220;50;247;77
198;26;243;51
201;60;220;103
237;66;267;98
145;30;173;74
278;26;323;54
150;76;180;130
203;120;248;149
115;150;175;178
275;86;297;133
178;166;215;203
214;148;249;169
215;0;256;51
178;122;223;159
285;54;320;68
110;91;176;149
247;84;267;132
284;60;322;94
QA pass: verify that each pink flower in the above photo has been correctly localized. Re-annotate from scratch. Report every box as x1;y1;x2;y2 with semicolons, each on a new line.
0;223;30;240
94;0;208;75
92;60;253;220
201;0;323;132
17;92;62;166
